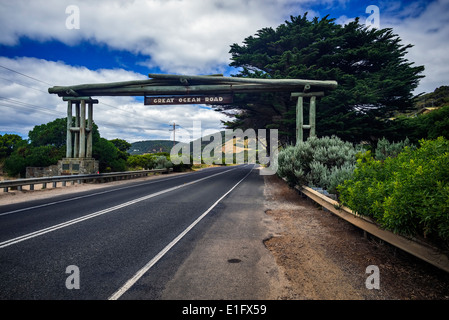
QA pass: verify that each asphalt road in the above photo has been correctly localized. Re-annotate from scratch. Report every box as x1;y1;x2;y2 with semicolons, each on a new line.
0;164;276;300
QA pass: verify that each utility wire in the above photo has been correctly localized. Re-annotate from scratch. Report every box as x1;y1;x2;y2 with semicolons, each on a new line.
0;96;64;115
0;64;173;139
0;64;53;86
0;76;49;94
0;97;164;133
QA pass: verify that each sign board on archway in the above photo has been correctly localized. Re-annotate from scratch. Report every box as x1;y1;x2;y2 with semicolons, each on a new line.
144;94;233;105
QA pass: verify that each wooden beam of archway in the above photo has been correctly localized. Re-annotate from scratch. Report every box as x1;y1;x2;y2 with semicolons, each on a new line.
48;74;337;97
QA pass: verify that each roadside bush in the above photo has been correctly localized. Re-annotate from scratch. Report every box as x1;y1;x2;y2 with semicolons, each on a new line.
338;137;449;245
127;153;174;171
375;137;415;161
276;136;361;193
4;145;63;177
127;154;155;170
153;156;172;170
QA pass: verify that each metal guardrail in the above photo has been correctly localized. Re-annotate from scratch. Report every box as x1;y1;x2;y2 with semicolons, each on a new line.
296;184;449;274
0;168;173;192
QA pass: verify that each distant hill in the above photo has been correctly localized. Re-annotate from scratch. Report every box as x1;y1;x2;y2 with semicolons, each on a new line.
128;130;258;161
414;85;449;110
128;140;177;155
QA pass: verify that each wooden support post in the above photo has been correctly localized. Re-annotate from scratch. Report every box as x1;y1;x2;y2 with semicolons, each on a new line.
310;95;316;137
79;100;86;158
292;92;323;143
87;101;93;158
296;96;303;144
66;101;73;158
74;102;80;158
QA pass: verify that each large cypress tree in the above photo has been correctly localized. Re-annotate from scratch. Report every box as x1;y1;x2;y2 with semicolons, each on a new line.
217;13;424;145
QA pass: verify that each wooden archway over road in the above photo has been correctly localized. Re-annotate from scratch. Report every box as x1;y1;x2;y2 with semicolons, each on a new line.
49;73;337;97
48;73;337;173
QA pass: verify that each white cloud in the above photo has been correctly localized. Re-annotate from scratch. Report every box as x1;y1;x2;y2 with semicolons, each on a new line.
334;0;449;94
0;57;231;142
380;0;449;94
0;0;313;74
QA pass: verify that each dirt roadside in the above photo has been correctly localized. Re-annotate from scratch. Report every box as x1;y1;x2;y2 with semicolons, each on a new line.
263;174;449;300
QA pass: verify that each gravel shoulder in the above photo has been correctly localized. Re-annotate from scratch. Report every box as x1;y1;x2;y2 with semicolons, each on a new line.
263;174;449;300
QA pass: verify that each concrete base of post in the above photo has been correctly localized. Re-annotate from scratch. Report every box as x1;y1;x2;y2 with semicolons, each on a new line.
58;158;99;175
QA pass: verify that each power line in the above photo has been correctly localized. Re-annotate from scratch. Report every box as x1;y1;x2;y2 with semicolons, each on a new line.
0;96;64;116
0;65;173;139
0;64;53;86
0;96;165;134
0;76;49;94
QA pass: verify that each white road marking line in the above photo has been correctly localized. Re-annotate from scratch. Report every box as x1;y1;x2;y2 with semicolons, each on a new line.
108;164;255;300
0;165;245;249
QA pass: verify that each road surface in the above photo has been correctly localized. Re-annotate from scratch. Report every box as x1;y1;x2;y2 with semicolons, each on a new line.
0;164;281;300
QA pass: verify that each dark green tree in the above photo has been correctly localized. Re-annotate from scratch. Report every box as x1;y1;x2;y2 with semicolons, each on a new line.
110;138;131;164
28;118;67;148
220;13;425;145
110;138;132;154
385;105;449;144
93;138;126;172
0;134;24;159
4;118;129;176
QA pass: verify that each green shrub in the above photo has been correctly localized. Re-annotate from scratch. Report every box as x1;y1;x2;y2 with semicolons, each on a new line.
126;154;155;170
153;156;172;170
276;136;361;193
338;137;449;244
375;137;415;161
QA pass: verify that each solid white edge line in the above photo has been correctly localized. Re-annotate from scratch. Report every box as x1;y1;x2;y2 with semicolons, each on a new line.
108;164;255;300
0;165;244;249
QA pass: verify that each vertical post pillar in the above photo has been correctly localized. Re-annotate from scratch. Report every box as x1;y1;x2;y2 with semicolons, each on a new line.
292;91;323;144
87;101;93;158
74;102;80;158
60;97;99;176
309;95;316;137
66;101;73;158
296;96;303;145
79;100;86;158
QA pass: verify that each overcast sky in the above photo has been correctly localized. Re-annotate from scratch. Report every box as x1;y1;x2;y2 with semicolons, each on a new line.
0;0;448;143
